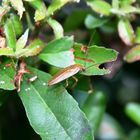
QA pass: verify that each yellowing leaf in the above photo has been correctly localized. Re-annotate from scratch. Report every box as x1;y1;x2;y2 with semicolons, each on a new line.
24;0;47;21
124;45;140;63
10;0;25;19
15;39;45;58
0;48;14;56
118;19;135;46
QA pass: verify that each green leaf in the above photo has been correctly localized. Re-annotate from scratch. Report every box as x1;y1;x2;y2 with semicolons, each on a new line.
82;91;106;132
111;5;140;16
85;14;108;29
39;36;75;68
64;10;90;31
118;19;135;46
39;51;75;68
4;18;17;51
100;20;118;34
10;14;23;36
122;5;140;14
41;36;74;53
9;0;25;19
19;67;93;140
0;59;16;90
87;0;112;16
16;29;29;51
125;103;140;125
82;66;110;76
74;43;118;75
0;48;14;56
24;0;47;21
47;18;64;39
124;45;140;63
111;2;139;16
15;39;45;58
120;0;136;6
135;27;140;44
0;39;44;58
48;0;80;15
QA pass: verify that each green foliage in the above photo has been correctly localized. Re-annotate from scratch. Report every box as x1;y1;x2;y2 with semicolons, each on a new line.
74;43;118;75
48;0;80;15
25;0;47;21
118;18;135;46
85;14;108;29
135;27;140;43
19;67;93;140
82;91;106;132
39;36;75;68
125;103;140;125
87;0;112;16
0;0;140;139
47;18;64;39
4;18;17;51
124;45;140;62
0;59;16;90
85;0;140;63
64;10;90;31
9;0;25;18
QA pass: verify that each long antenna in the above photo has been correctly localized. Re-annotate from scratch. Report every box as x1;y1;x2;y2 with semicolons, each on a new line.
84;30;96;68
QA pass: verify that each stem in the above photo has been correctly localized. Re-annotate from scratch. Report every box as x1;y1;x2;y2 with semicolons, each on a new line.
25;11;34;31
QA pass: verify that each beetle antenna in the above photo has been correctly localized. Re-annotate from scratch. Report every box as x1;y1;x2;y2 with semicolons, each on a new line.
84;30;96;68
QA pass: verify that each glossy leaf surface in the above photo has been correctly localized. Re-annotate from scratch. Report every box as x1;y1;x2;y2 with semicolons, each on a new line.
74;43;118;75
19;67;93;140
39;36;75;68
0;59;16;90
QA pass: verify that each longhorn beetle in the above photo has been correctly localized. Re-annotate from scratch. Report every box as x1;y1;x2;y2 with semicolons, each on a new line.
48;33;96;86
48;45;96;86
48;64;85;86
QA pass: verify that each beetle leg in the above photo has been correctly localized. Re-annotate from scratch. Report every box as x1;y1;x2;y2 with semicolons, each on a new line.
65;79;69;87
88;78;93;94
71;76;78;89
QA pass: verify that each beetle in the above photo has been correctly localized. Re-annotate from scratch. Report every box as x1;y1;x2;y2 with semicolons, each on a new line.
48;33;96;86
48;64;85;86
